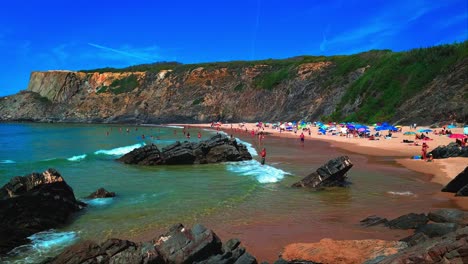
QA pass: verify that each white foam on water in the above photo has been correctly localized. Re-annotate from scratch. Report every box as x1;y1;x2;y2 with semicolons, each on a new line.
165;125;184;128
67;154;87;161
86;198;114;206
387;191;415;196
94;143;145;156
0;159;15;164
6;230;78;263
235;139;258;156
226;160;289;183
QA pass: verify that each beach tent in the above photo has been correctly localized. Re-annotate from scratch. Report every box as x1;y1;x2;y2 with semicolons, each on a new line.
447;124;457;129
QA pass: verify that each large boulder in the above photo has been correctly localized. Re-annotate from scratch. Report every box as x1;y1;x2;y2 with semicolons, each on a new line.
0;169;86;255
428;208;468;226
429;142;468;159
386;213;428;229
118;134;252;165
442;166;468;195
416;223;459;238
376;226;468;264
48;224;257;264
86;188;116;199
291;156;353;188
360;215;389;227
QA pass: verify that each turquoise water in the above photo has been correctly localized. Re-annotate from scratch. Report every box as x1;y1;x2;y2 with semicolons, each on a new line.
0;123;455;263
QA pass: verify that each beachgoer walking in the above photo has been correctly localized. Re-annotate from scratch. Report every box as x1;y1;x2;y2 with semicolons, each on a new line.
260;148;266;165
300;132;305;144
422;142;429;160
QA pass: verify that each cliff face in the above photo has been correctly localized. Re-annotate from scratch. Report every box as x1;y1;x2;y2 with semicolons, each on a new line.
1;44;467;124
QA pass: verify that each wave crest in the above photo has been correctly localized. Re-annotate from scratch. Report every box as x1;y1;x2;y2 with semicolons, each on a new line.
226;160;289;183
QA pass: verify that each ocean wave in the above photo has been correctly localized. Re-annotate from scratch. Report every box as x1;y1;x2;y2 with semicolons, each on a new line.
6;230;77;263
387;191;415;196
67;154;87;162
236;139;258;156
0;159;15;164
85;197;115;206
165;125;184;128
226;160;289;183
94;143;145;156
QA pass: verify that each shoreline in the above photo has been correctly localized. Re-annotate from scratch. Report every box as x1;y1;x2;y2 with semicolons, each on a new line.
170;122;467;185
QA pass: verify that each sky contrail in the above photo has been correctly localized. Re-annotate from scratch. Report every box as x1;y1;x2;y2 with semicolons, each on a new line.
88;43;152;61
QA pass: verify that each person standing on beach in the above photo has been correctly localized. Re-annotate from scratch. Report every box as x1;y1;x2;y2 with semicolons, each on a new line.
300;132;305;145
260;148;266;165
422;142;429;160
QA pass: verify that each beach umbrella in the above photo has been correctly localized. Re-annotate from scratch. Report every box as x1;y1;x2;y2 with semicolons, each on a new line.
449;134;467;139
447;125;457;129
347;125;355;130
464;127;468;135
417;129;432;133
403;131;416;135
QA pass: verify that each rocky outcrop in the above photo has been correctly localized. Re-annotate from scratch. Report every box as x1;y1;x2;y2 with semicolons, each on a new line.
360;215;388;227
47;223;257;264
0;169;85;255
278;239;406;264
86;188;116;198
118;134;252;165
442;166;468;196
386;213;429;230
291;156;353;188
429;142;468;159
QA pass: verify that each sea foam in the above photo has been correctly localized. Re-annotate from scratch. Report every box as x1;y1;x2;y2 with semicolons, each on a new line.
0;160;15;164
67;154;87;162
236;139;258;156
85;198;114;207
387;191;415;196
94;143;145;156
7;230;78;262
226;160;289;183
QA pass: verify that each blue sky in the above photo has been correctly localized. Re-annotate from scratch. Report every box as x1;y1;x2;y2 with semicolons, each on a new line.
0;0;466;96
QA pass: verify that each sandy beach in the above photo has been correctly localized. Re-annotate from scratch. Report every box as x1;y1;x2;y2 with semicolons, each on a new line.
172;122;467;188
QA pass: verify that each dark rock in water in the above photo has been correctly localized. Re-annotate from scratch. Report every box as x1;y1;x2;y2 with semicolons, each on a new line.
400;232;429;247
86;187;116;198
291;156;353;188
428;208;468;225
376;226;468;264
386;213;428;229
429;142;468;159
273;259;317;264
360;215;389;227
0;169;85;255
49;223;257;264
442;166;468;194
416;223;459;238
118;134;252;165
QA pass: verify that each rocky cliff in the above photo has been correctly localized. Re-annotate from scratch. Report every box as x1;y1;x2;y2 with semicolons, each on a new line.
1;43;467;124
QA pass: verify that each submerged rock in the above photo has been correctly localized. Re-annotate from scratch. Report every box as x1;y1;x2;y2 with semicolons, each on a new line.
360;215;389;227
0;169;85;255
291;156;353;188
442;166;468;196
86;188;116;198
118;134;252;165
48;223;257;264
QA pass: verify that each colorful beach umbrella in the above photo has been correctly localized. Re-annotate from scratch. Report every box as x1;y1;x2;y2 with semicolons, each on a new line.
403;131;416;135
417;129;432;133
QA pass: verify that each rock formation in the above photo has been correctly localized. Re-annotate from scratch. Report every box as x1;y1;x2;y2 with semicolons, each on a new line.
0;169;85;255
118;134;252;165
442;166;468;196
86;188;116;198
291;156;353;188
47;223;257;264
428;142;468;159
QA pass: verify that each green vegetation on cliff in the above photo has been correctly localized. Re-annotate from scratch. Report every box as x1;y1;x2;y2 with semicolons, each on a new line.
328;41;467;123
